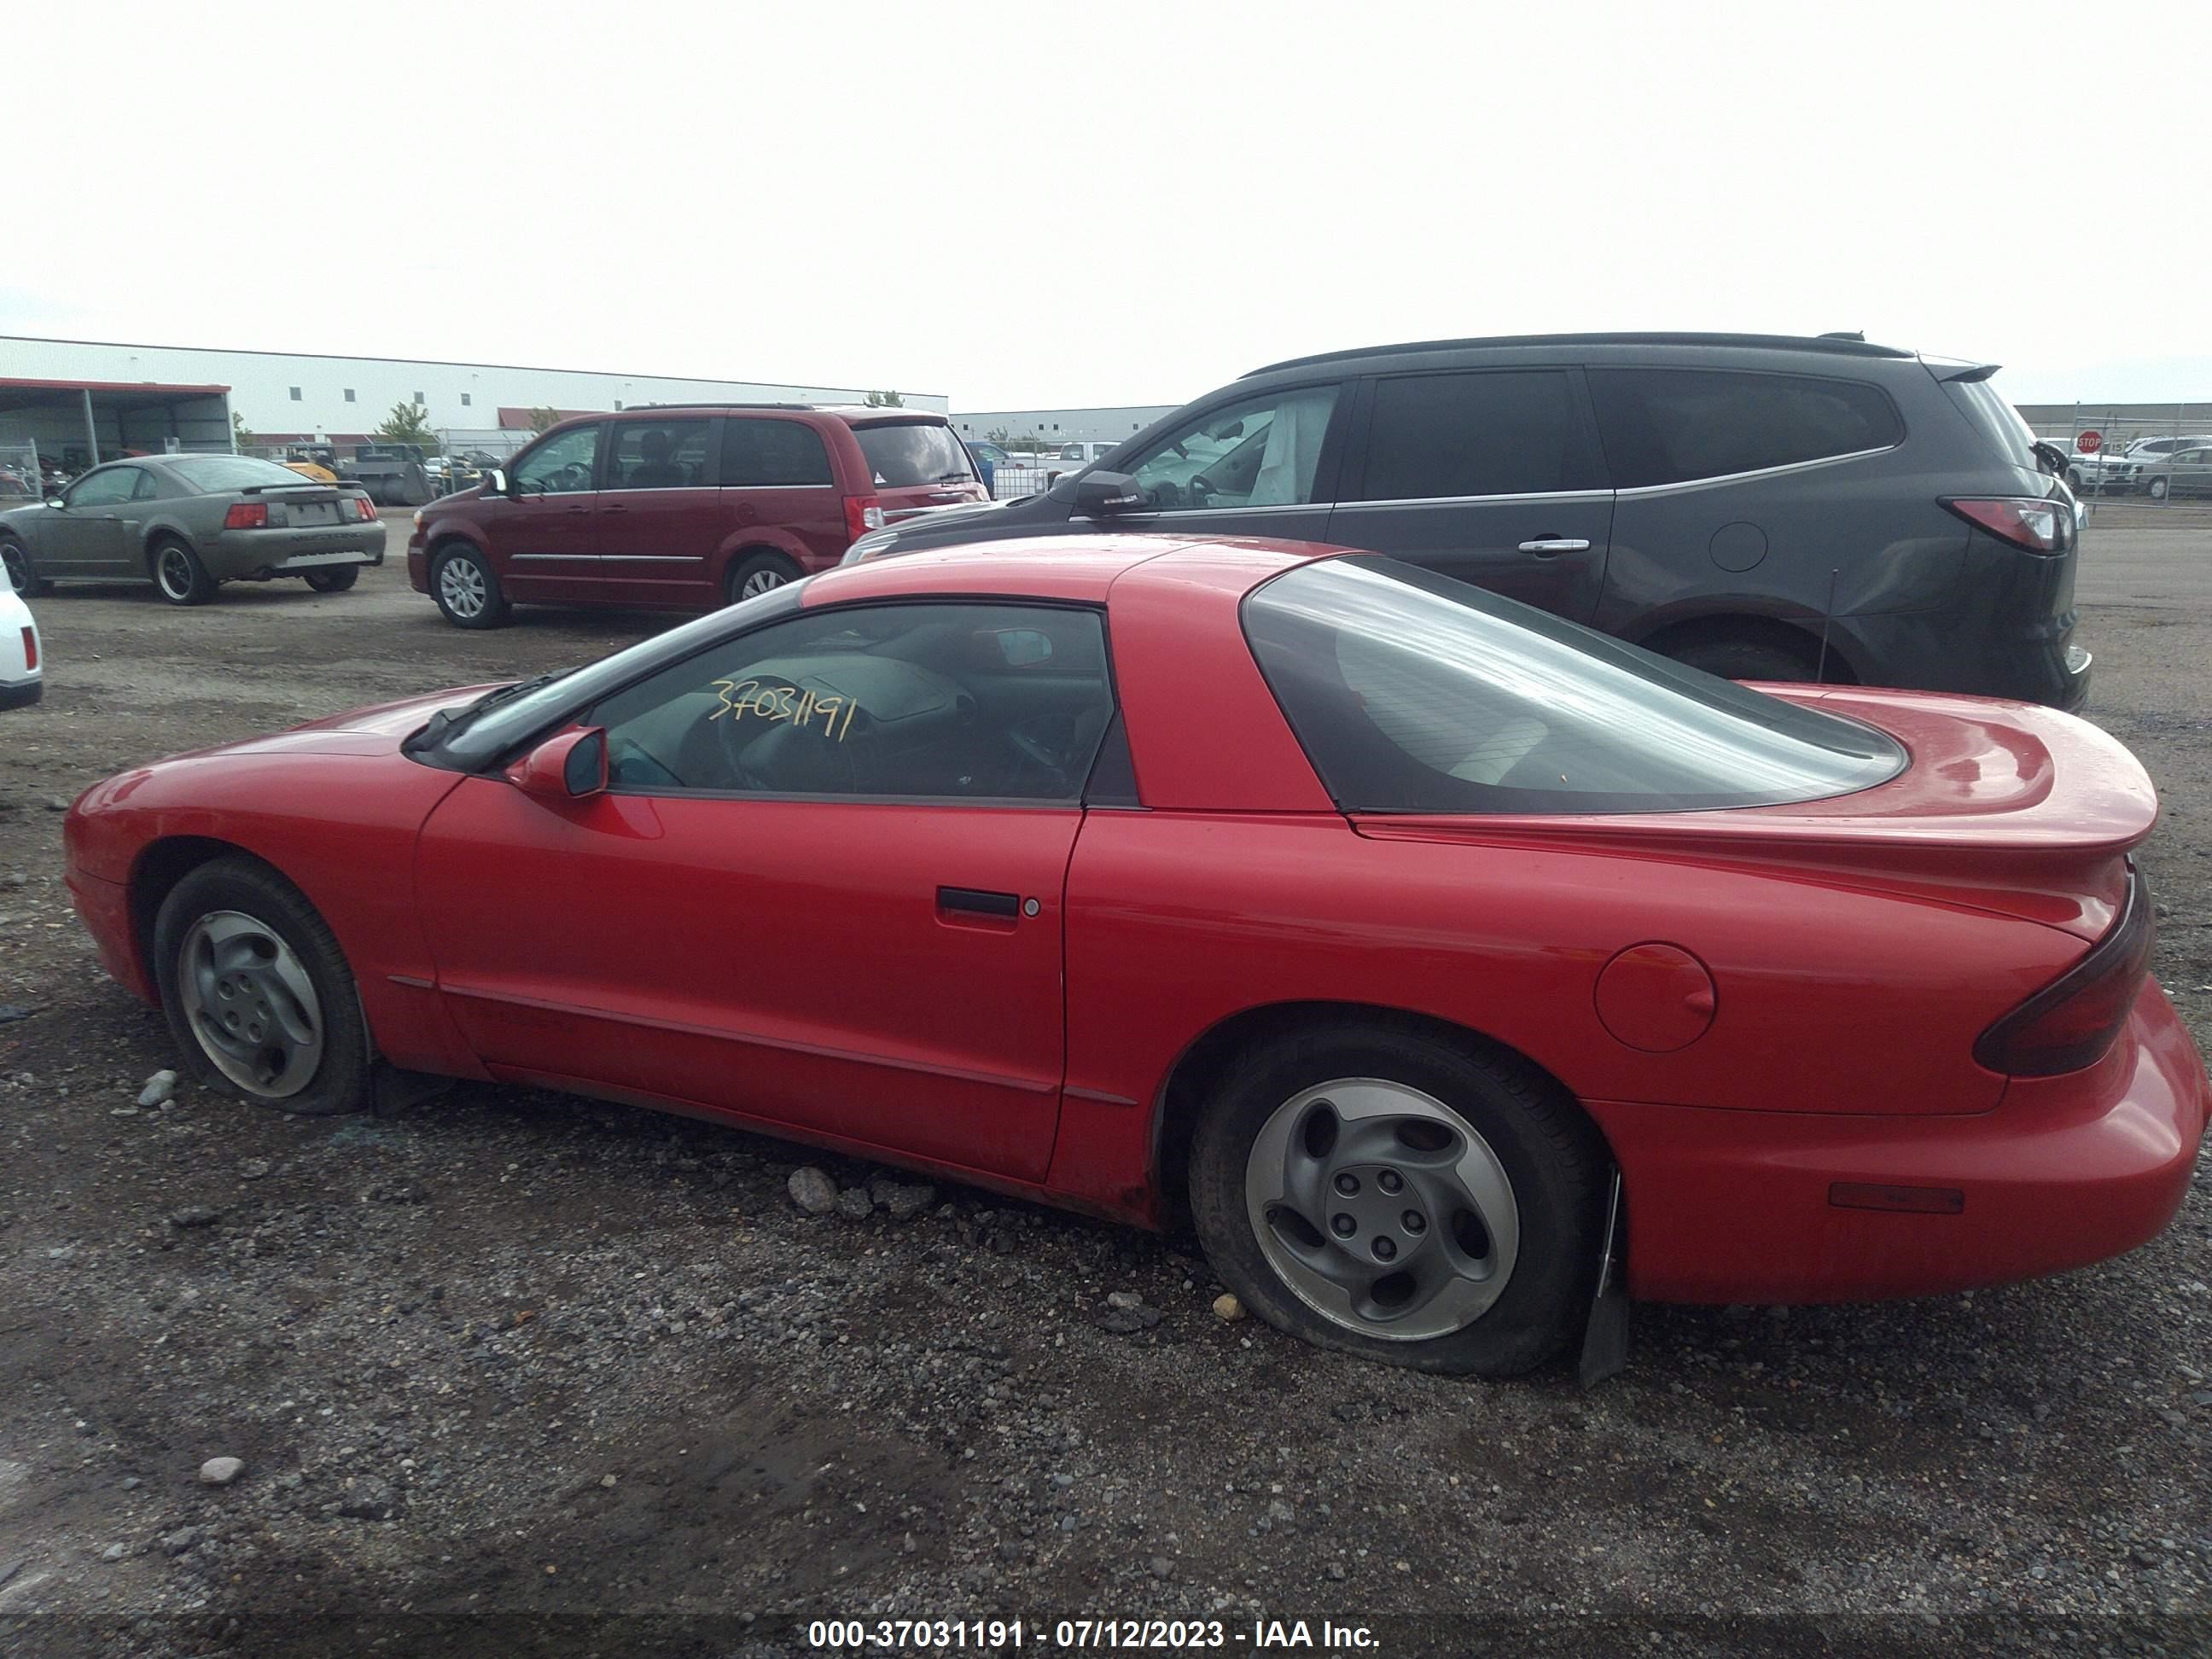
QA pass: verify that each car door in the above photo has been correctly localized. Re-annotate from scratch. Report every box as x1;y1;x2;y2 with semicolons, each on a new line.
593;415;720;608
1323;369;1614;621
715;416;847;586
484;422;604;604
2174;447;2212;498
410;598;1119;1183
1099;381;1349;546
41;465;147;575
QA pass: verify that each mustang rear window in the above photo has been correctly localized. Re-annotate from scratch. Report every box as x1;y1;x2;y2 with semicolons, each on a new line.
1244;557;1905;815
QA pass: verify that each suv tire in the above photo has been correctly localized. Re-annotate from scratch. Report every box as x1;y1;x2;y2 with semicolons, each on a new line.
1667;635;1817;683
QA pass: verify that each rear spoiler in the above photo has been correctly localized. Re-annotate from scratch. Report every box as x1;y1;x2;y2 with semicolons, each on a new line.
1937;362;2003;383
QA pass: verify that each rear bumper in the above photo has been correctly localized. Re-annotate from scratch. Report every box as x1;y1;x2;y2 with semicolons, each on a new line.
0;676;41;710
1842;608;2091;712
204;525;384;579
1591;978;2209;1304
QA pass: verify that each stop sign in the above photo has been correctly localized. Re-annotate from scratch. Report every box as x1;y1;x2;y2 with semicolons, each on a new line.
2077;430;2104;454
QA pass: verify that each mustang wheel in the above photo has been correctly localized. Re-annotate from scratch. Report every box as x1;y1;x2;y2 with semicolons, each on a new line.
433;545;509;628
2;537;44;597
152;858;370;1116
152;537;218;606
305;567;359;593
1189;1022;1604;1376
725;550;801;605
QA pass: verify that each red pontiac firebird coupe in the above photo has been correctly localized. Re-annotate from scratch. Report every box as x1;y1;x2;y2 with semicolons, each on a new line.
64;535;2209;1377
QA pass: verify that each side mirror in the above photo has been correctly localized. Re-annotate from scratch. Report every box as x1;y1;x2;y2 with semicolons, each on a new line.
1068;470;1145;517
507;726;606;802
482;468;509;497
44;496;64;509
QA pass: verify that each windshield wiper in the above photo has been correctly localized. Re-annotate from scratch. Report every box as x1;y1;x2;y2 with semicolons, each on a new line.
933;469;975;483
405;668;573;755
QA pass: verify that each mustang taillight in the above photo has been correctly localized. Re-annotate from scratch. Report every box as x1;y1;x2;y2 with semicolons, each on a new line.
18;626;34;672
1943;496;2073;554
843;495;886;544
224;501;269;530
1975;867;2153;1077
352;496;377;522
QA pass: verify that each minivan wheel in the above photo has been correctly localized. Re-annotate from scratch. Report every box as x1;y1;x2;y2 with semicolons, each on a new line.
1666;637;1817;683
152;857;371;1116
152;537;218;606
2148;475;2170;502
725;550;801;604
1187;1021;1604;1377
432;545;509;628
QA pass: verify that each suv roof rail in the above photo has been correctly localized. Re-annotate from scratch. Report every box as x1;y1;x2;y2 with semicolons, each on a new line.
628;401;823;412
1242;331;1914;377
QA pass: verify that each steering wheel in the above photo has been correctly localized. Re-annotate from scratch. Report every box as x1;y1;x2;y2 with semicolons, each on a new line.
1185;474;1215;507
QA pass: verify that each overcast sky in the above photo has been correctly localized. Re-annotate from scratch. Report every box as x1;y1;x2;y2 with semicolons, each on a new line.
5;3;2205;411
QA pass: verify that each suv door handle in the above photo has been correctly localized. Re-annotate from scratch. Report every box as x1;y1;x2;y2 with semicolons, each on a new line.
1517;538;1592;555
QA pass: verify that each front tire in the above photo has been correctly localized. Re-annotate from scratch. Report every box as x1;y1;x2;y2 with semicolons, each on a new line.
1188;1021;1604;1377
305;567;359;593
724;550;802;605
152;536;218;606
432;544;509;628
152;858;370;1117
1;536;44;597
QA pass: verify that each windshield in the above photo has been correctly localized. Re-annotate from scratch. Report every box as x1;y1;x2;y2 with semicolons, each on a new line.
166;454;327;491
1245;558;1905;814
419;581;810;767
853;422;976;487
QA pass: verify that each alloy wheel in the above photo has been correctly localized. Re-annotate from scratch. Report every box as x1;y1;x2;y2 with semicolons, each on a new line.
2;544;27;595
439;556;487;619
175;910;324;1098
1244;1077;1520;1341
158;544;195;601
739;566;789;599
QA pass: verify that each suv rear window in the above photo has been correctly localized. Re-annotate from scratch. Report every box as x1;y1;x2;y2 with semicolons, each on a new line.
1589;369;1904;487
852;421;976;487
1941;375;2040;472
1245;556;1904;814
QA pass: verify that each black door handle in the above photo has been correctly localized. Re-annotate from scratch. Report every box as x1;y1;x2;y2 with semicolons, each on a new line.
938;886;1021;918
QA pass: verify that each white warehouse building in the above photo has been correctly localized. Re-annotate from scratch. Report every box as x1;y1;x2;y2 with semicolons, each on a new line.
0;335;946;464
949;405;1176;449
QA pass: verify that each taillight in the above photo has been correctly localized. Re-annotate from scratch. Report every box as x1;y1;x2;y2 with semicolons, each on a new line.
18;626;34;672
1975;867;2154;1077
353;497;377;522
1943;496;2073;554
224;501;269;530
843;495;885;543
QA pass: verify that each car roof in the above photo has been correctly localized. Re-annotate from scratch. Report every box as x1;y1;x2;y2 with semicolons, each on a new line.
623;402;951;424
800;533;1330;608
1243;331;1915;377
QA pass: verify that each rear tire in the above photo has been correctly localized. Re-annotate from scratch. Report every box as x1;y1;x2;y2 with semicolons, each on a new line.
724;550;801;605
1;536;44;597
1665;635;1817;683
2148;475;2170;502
151;536;218;606
152;857;371;1117
432;544;509;628
305;567;359;593
1187;1020;1604;1377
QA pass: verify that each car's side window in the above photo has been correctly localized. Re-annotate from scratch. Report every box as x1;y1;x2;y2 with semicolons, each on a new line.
1356;370;1599;500
721;419;835;487
1589;369;1905;488
603;419;711;491
1123;387;1341;511
66;467;142;509
512;426;601;496
591;602;1116;804
131;470;161;502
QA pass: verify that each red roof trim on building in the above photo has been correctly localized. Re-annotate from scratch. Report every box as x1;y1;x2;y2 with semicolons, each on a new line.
0;376;231;396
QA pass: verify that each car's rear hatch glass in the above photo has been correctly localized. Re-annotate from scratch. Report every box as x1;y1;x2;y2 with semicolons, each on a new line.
1936;369;2044;475
1245;556;1904;814
852;421;978;492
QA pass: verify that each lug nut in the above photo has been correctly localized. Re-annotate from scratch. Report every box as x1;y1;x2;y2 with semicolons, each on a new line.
1403;1211;1426;1234
1333;1173;1360;1196
1372;1237;1397;1261
1330;1214;1357;1238
1377;1170;1403;1194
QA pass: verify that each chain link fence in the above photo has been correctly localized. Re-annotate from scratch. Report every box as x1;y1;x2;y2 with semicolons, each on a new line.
2031;405;2212;515
0;441;43;504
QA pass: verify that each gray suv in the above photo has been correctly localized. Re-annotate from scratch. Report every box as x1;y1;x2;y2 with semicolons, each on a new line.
848;334;2088;708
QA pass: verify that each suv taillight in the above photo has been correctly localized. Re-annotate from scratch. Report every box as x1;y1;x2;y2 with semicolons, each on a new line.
1943;496;2073;554
224;501;269;530
1974;867;2153;1077
844;495;885;543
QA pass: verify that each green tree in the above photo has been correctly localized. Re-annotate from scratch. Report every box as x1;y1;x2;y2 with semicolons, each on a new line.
527;406;561;434
985;426;1010;444
375;402;435;445
864;389;905;408
231;410;256;452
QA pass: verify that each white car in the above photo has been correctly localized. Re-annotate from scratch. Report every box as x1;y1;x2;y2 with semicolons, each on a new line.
1;585;42;710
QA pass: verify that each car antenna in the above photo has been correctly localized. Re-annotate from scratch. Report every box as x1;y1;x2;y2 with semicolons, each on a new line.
1814;567;1840;684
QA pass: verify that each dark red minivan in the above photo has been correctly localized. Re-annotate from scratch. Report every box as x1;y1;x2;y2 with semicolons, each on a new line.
406;405;987;627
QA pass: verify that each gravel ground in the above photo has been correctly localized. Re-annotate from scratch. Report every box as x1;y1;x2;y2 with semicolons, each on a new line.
1;511;2209;1656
